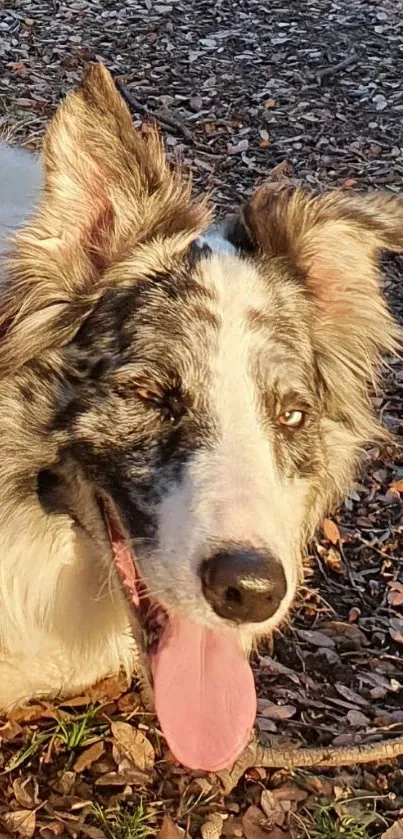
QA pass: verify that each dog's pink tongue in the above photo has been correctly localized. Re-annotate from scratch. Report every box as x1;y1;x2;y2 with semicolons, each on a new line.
152;614;256;772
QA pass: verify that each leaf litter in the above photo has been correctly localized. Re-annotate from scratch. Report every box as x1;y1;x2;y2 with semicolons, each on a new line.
0;0;403;835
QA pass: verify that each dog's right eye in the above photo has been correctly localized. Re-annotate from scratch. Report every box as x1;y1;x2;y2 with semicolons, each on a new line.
137;387;162;405
278;409;306;429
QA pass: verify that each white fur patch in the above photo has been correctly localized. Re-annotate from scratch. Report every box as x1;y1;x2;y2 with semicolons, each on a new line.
153;254;305;646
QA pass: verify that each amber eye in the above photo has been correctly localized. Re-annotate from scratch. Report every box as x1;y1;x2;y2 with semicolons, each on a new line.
278;409;305;429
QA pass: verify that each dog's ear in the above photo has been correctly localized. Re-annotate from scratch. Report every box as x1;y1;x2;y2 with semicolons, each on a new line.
231;183;402;436
0;64;210;376
37;63;208;267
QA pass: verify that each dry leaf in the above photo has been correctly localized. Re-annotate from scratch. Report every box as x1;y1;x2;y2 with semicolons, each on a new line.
38;819;66;837
73;740;104;772
9;704;50;723
4;810;36;839
260;790;292;826
381;820;403;838
157;815;184;839
95;768;149;786
88;674;128;702
111;721;155;771
390;479;403;493
0;719;23;741
77;826;108;839
324;546;344;574
264;98;276;108
323;518;341;544
271;785;308;803
12;776;40;809
242;806;271;839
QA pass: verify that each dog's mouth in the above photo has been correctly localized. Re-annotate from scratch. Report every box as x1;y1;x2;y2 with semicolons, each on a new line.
100;495;257;772
100;496;168;651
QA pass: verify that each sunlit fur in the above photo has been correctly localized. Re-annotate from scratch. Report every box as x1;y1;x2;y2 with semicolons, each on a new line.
0;64;401;709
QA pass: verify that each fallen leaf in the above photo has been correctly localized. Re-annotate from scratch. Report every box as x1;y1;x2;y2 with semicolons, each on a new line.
222;816;244;837
9;704;50;723
0;719;23;741
77;826;108;839
264;98;276;108
157;815;184;839
390;479;403;493
53;770;76;795
73;740;104;772
4;810;36;839
12;776;40;809
94;768;149;786
88;674;128;702
323;518;341;544
38;819;67;837
381;819;403;838
111;721;155;771
324;547;344;574
242;805;271;839
271;785;308;803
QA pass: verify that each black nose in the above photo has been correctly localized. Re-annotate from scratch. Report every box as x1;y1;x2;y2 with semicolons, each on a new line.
200;545;287;624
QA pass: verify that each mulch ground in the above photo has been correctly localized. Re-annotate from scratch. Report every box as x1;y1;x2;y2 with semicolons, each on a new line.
0;0;402;837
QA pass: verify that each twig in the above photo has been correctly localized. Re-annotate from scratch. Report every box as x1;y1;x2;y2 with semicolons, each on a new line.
216;734;403;794
353;533;398;562
316;55;357;81
115;81;193;141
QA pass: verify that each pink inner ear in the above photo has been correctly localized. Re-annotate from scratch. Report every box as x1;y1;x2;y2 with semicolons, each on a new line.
63;150;115;269
307;251;358;317
83;202;114;270
308;255;342;304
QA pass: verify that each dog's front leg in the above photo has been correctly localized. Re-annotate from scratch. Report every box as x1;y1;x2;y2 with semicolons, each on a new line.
0;631;138;713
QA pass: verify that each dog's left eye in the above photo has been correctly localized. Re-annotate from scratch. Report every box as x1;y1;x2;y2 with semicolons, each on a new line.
137;387;184;425
137;388;162;405
278;409;305;429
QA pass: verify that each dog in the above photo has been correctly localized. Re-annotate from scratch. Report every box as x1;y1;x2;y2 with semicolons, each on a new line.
0;63;401;772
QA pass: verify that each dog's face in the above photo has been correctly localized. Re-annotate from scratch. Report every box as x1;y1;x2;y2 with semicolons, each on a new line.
59;247;319;637
1;65;401;771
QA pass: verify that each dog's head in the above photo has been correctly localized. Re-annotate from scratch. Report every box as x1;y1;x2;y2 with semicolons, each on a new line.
0;65;401;770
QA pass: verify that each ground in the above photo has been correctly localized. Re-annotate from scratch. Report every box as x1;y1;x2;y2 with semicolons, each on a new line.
0;0;403;836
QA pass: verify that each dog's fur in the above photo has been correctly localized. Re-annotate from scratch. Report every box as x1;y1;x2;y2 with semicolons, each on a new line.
0;64;401;710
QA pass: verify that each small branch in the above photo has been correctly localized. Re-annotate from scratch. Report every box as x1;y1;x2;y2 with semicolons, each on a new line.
316;55;357;81
115;81;193;141
216;735;403;794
